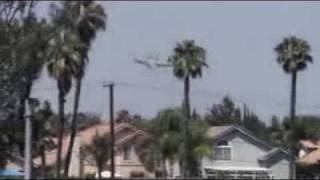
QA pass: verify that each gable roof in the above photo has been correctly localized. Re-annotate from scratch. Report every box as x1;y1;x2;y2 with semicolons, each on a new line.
258;148;290;162
297;139;320;165
297;148;320;165
206;125;233;138
299;140;320;149
207;125;291;165
207;125;273;150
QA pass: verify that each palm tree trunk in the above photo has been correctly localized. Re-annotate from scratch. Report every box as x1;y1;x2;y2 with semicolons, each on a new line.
183;75;191;178
40;145;46;178
290;71;297;122
289;71;297;179
64;77;82;177
56;89;65;178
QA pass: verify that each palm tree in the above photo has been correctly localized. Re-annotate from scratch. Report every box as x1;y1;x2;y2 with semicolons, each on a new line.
46;29;84;178
274;36;313;123
151;108;184;178
159;132;181;177
62;1;107;175
84;132;111;179
188;120;211;176
135;108;210;178
274;36;313;179
168;40;207;177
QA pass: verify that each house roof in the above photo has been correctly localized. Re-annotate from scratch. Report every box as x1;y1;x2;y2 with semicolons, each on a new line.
207;125;290;163
296;139;320;165
299;140;320;149
207;125;273;150
206;125;234;138
33;122;151;167
258;148;290;161
297;148;320;165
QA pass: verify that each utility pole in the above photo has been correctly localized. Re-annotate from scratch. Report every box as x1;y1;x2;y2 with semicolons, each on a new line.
103;83;115;179
24;100;32;180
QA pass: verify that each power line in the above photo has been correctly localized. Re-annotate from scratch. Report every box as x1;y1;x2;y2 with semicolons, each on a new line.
31;80;320;111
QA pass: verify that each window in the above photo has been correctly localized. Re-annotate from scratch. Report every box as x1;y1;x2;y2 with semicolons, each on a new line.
213;140;231;161
123;145;131;160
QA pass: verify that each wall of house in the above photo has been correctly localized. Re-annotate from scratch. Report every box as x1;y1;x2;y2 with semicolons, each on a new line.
82;144;153;178
269;158;290;179
165;160;180;178
201;131;290;179
264;153;290;179
202;132;269;168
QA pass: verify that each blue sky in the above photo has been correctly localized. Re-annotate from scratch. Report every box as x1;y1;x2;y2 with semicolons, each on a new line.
33;1;320;123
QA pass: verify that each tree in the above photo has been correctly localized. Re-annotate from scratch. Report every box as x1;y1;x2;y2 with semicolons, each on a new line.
154;108;184;177
189;120;211;177
269;115;320;151
135;108;210;178
0;2;49;178
243;111;268;141
274;36;313;123
168;39;207;177
32;101;54;178
84;132;111;179
204;96;268;141
205;96;242;126
46;27;84;177
57;1;107;175
274;36;313;179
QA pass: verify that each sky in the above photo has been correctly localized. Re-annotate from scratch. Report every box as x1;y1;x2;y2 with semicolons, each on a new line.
33;1;320;124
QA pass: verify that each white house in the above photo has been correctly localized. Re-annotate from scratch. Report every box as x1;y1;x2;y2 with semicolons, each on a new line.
202;125;291;179
169;125;292;179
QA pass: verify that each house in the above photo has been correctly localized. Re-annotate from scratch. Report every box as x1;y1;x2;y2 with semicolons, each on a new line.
169;125;291;179
295;140;320;178
33;122;152;178
202;126;291;179
297;140;320;165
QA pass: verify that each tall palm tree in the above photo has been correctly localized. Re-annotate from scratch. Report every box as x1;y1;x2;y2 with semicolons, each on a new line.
63;1;107;176
275;36;312;123
46;29;84;178
168;40;207;177
274;36;313;179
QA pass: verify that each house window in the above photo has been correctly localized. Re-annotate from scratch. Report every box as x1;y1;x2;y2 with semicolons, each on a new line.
123;145;131;160
214;140;231;161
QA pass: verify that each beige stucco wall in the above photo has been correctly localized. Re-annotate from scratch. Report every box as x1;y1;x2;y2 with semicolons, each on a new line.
80;144;153;177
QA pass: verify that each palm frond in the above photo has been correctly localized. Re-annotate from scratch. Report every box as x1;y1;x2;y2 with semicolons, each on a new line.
169;39;207;80
275;36;312;73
